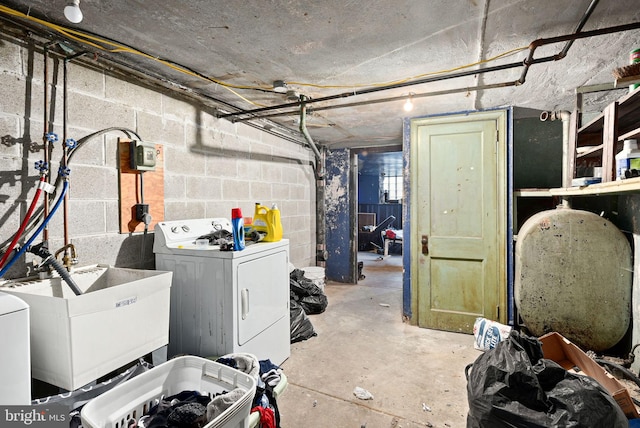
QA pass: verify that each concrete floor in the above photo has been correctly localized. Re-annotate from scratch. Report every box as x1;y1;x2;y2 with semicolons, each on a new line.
278;252;482;428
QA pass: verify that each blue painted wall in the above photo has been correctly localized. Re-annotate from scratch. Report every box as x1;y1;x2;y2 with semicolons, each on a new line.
358;173;380;204
325;148;356;283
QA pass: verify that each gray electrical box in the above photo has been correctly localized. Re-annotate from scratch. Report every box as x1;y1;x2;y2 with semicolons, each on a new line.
129;140;157;171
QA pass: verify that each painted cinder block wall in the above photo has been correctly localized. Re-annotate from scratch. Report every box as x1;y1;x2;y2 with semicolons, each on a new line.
0;34;317;280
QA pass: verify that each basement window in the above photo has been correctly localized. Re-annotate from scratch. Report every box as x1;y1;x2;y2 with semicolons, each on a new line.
382;175;402;203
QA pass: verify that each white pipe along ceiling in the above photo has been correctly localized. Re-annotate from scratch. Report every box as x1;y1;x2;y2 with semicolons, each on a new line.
0;0;639;150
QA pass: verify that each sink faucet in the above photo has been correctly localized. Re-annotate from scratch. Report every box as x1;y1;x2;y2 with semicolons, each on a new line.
55;243;78;271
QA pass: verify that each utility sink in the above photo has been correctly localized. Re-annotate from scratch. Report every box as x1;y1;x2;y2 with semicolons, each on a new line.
0;265;172;391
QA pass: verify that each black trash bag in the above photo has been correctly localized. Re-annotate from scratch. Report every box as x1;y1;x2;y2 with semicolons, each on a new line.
466;330;628;428
290;298;317;343
289;268;328;315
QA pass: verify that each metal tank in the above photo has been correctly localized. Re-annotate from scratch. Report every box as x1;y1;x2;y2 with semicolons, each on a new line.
515;207;631;352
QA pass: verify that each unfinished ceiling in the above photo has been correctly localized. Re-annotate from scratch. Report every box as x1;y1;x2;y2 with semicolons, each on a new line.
1;0;640;150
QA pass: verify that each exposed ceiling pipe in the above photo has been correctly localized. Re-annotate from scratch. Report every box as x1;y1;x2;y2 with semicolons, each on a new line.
221;59;527;121
299;95;327;265
299;95;323;179
232;82;518;123
518;21;640;85
222;6;640;123
559;0;599;59
0;15;309;148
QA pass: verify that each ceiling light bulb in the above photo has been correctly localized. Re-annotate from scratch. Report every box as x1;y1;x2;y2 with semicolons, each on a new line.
273;80;288;93
403;97;413;112
64;0;83;24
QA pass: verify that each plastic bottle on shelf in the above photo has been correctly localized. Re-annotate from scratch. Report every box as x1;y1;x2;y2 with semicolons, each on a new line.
231;208;245;251
615;139;640;180
264;203;283;242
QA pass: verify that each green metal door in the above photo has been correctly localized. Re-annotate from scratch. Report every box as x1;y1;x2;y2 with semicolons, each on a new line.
410;110;507;333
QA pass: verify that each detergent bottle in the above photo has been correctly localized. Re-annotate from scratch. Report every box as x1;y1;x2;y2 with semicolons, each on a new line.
263;203;283;242
253;203;269;233
231;208;245;251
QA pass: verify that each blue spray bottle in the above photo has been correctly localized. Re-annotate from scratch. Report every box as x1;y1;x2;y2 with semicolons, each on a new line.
231;208;245;251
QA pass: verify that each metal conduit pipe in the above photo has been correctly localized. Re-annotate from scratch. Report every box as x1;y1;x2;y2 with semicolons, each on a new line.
540;110;571;207
299;96;327;264
559;0;600;59
299;96;323;171
59;51;84;271
233;81;520;123
61;55;72;271
519;21;640;85
222;59;527;121
224;13;640;123
42;42;55;243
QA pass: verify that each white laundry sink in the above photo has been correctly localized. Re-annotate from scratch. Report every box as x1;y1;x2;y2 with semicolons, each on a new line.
0;265;172;391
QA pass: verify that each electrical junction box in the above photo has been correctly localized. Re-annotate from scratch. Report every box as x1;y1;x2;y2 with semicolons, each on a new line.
129;140;157;171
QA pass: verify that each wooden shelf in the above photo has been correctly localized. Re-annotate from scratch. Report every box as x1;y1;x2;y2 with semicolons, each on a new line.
514;189;553;197
619;127;640;141
516;178;640;198
577;86;640;136
577;112;605;135
614;75;640;89
549;177;640;196
576;144;603;158
571;85;640;183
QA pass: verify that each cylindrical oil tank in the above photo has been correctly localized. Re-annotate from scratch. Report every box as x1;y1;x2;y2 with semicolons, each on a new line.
515;207;631;352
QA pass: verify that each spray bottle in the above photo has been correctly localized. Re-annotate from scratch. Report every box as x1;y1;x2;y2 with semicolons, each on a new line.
231;208;245;251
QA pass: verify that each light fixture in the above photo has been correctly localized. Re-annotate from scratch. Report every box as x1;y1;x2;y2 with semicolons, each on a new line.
403;93;414;112
272;80;288;93
64;0;83;24
285;89;300;101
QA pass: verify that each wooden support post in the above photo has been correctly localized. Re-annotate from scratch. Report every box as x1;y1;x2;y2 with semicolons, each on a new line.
601;102;619;182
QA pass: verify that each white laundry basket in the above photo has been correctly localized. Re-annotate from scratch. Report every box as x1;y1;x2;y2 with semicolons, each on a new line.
81;356;256;428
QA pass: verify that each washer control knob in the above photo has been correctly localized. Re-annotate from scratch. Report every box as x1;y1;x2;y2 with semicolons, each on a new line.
182;225;190;233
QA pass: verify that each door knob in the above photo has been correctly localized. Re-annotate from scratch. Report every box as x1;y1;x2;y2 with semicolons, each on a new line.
421;235;429;255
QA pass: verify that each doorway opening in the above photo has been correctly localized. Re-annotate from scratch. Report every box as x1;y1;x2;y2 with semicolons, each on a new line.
354;148;403;288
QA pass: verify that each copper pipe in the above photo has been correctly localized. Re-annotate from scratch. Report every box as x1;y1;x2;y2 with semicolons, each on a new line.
62;57;69;261
42;42;54;242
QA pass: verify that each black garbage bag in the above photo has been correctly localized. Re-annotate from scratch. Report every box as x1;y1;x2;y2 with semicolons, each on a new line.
290;299;317;343
290;268;328;315
466;330;627;428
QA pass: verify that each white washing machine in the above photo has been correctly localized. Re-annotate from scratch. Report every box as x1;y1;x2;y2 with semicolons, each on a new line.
153;218;290;365
0;291;31;404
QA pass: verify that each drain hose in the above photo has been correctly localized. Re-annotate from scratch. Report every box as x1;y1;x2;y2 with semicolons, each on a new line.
42;254;82;296
28;242;82;296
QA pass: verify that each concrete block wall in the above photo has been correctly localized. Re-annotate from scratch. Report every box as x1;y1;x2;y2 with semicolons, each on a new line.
0;35;316;279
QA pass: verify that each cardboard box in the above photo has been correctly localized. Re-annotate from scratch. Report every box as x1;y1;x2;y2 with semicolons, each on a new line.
540;332;640;419
0;265;172;391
